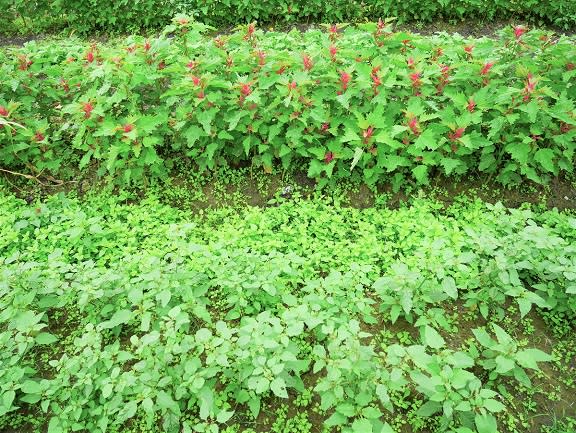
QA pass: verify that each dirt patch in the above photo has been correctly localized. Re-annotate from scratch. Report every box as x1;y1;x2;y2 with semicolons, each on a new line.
0;34;44;47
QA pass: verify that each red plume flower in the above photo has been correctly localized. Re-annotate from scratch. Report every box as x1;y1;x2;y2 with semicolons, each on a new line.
339;71;351;91
480;62;494;76
82;102;94;119
302;54;313;71
514;26;526;39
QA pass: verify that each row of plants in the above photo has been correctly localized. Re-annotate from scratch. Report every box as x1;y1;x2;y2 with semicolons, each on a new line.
2;0;576;35
1;20;574;189
0;187;575;432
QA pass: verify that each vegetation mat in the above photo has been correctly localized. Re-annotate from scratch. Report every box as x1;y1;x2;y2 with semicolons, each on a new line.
0;186;575;433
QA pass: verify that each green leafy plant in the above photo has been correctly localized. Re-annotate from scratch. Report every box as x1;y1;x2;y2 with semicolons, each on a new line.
471;324;552;386
1;22;575;187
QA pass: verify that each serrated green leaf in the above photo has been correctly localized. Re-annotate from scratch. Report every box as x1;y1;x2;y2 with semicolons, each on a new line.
412;165;429;185
534;148;556;173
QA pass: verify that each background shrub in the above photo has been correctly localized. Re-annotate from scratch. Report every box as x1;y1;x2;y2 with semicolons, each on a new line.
1;0;575;35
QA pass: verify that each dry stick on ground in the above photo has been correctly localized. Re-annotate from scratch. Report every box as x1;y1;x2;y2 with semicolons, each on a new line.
0;167;72;186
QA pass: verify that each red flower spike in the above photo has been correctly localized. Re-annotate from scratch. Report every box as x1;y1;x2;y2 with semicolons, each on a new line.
258;51;266;66
241;83;252;97
363;126;375;143
329;45;338;61
244;23;255;41
302;54;313;71
123;124;134;133
560;122;573;134
197;90;205;99
321;122;330;132
467;98;476;113
144;40;151;52
525;73;536;93
60;79;70;93
86;51;94;63
480;62;494;76
408;117;420;136
0;106;8;117
407;57;415;68
158;61;166;70
324;151;334;163
82;102;94;119
409;72;422;89
514;26;526;39
191;75;201;86
449;127;466;141
339;71;351;91
288;81;297;91
18;55;32;71
34;132;45;142
567;63;575;71
187;61;197;70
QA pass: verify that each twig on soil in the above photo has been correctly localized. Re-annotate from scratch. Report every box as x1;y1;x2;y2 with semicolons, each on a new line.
0;167;74;186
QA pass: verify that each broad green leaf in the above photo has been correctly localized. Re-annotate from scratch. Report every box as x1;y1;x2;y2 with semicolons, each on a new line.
483;398;506;412
156;391;180;414
352;418;373;433
270;377;288;398
441;277;458;299
475;413;498;433
336;403;356;417
534;148;556;173
412;165;429;185
21;380;42;394
35;332;58;345
472;328;494;348
421;325;445;349
516;349;552;370
417;401;441;417
494;355;515;374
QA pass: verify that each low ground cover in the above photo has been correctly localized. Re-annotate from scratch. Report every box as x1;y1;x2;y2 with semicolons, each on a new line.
0;182;574;433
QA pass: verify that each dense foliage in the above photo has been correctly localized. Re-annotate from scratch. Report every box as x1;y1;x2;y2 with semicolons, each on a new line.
1;22;575;189
2;0;576;34
0;187;575;433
